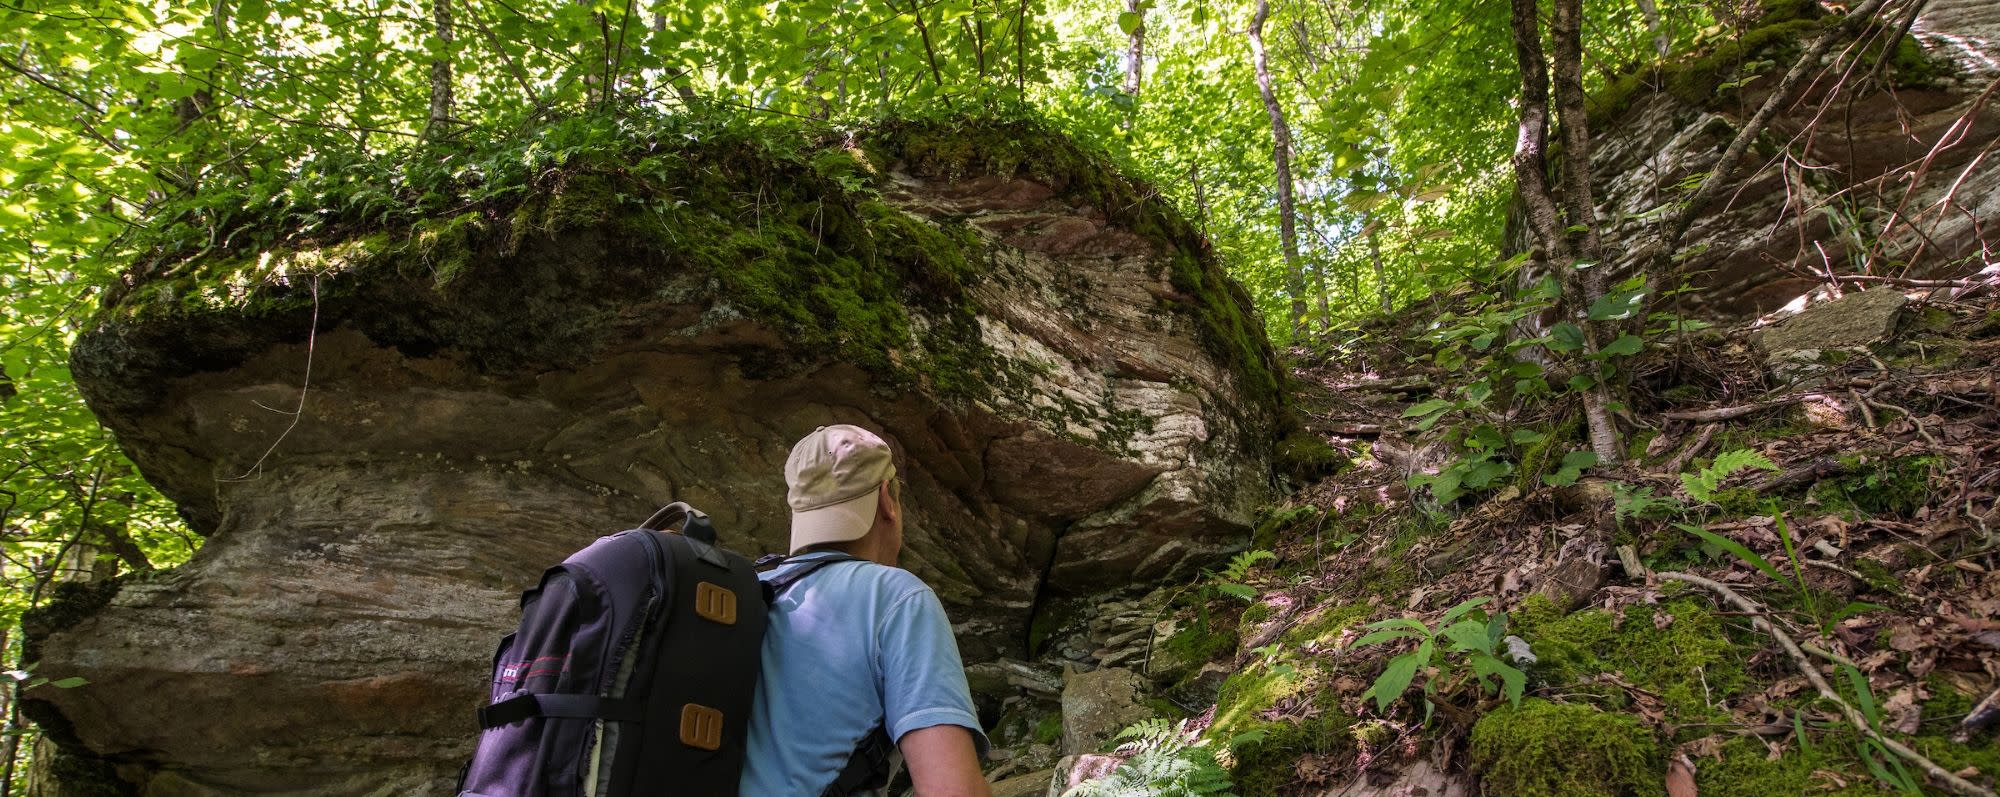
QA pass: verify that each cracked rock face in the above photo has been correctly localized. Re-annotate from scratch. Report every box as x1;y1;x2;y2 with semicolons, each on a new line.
33;121;1279;795
1549;0;1999;318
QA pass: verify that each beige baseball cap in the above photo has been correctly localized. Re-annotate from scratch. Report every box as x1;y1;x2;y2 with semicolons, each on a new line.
785;425;896;553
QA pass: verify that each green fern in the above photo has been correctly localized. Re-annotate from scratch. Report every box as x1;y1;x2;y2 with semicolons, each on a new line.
1063;720;1239;797
1220;550;1276;582
1681;448;1777;503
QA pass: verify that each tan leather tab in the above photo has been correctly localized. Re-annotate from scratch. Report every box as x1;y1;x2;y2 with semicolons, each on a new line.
680;703;724;751
694;581;737;625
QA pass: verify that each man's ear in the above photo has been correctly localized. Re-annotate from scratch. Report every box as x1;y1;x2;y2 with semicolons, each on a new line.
876;481;899;523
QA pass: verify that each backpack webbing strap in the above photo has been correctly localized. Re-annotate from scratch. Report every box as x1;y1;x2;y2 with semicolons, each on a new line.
477;693;645;729
761;554;862;599
820;725;895;797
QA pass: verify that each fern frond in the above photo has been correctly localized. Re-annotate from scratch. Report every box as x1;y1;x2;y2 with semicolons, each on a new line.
1221;549;1276;582
1682;448;1777;502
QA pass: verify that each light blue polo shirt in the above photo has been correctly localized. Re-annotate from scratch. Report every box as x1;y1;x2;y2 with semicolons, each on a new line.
740;554;988;795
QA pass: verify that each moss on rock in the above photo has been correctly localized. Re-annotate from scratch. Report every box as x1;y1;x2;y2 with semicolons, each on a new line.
1470;699;1662;797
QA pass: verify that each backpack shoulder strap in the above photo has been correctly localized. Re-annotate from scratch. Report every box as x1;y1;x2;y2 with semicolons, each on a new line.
760;554;863;599
820;725;895;797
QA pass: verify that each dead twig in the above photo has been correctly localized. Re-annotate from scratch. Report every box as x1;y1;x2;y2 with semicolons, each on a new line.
1664;395;1823;422
1661;423;1719;474
1753;457;1854;494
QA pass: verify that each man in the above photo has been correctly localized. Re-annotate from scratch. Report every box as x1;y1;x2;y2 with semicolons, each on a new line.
740;425;993;797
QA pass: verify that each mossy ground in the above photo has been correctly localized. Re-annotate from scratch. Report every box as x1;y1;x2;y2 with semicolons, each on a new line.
1514;593;1750;731
1470;699;1662;797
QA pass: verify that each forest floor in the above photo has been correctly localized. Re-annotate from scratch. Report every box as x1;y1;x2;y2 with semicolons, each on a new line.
1033;287;2000;796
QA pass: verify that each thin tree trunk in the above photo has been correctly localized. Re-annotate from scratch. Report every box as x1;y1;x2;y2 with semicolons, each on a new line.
1123;0;1146;96
1635;0;1668;58
1189;162;1212;238
907;0;946;89
1512;0;1623;464
1367;217;1390;313
1248;0;1309;338
1551;0;1623;464
426;0;454;137
1016;0;1029;93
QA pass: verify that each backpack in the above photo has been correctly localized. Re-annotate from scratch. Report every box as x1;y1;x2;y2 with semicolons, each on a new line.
456;502;893;797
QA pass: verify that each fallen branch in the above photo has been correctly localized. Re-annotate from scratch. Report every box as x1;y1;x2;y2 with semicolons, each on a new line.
1615;545;1996;797
1753;457;1854;494
1956;685;2000;743
1664;394;1821;422
1661;423;1719;474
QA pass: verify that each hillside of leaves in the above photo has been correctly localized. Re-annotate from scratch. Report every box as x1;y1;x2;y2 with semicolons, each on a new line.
1092;289;2000;796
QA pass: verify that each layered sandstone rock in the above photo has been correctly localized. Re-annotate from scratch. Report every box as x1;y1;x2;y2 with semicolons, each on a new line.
1560;0;1999;317
30;118;1280;795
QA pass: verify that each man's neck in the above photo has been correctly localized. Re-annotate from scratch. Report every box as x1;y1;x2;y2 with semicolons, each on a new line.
798;537;891;566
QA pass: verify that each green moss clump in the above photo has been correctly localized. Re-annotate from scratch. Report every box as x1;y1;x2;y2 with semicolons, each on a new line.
1470;699;1662;797
1032;713;1065;745
1694;736;1876;796
1710;486;1765;516
1211;664;1357;797
1231;713;1356;797
1513;595;1749;726
1281;602;1372;649
1813;455;1941;516
1160;621;1236;667
1515;415;1581;489
1276;431;1346;482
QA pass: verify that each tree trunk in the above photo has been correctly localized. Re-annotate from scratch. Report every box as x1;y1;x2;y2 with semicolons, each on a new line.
1189;162;1212;238
1367;217;1390;313
426;0;455;138
1123;0;1145;97
1511;0;1623;464
1248;0;1309;339
1635;0;1668;58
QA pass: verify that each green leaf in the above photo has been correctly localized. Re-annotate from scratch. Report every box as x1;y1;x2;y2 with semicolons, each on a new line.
1439;618;1491;655
49;677;87;689
1366;650;1423;713
1597;334;1644;357
1116;11;1142;34
1549;323;1586;353
1437;596;1491;626
1402;399;1454;418
1677;523;1786;585
1353;628;1424;648
1469;652;1526;706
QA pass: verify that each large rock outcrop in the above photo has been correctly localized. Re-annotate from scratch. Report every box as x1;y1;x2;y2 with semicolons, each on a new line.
29;118;1281;795
1575;0;1999;317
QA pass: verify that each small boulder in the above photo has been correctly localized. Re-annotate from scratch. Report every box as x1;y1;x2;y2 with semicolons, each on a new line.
1060;666;1154;757
992;768;1057;797
1750;290;1907;369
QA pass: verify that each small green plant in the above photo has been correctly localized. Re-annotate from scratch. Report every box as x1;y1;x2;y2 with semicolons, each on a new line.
1353;597;1525;718
1062;718;1245;797
1212;550;1276;602
1841;665;1924;795
1610;481;1681;525
1681;448;1778;503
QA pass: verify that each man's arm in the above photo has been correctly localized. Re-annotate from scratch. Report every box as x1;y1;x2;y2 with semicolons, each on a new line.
901;725;992;797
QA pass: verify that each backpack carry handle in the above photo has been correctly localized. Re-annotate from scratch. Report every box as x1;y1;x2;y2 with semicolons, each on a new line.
640;502;718;544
